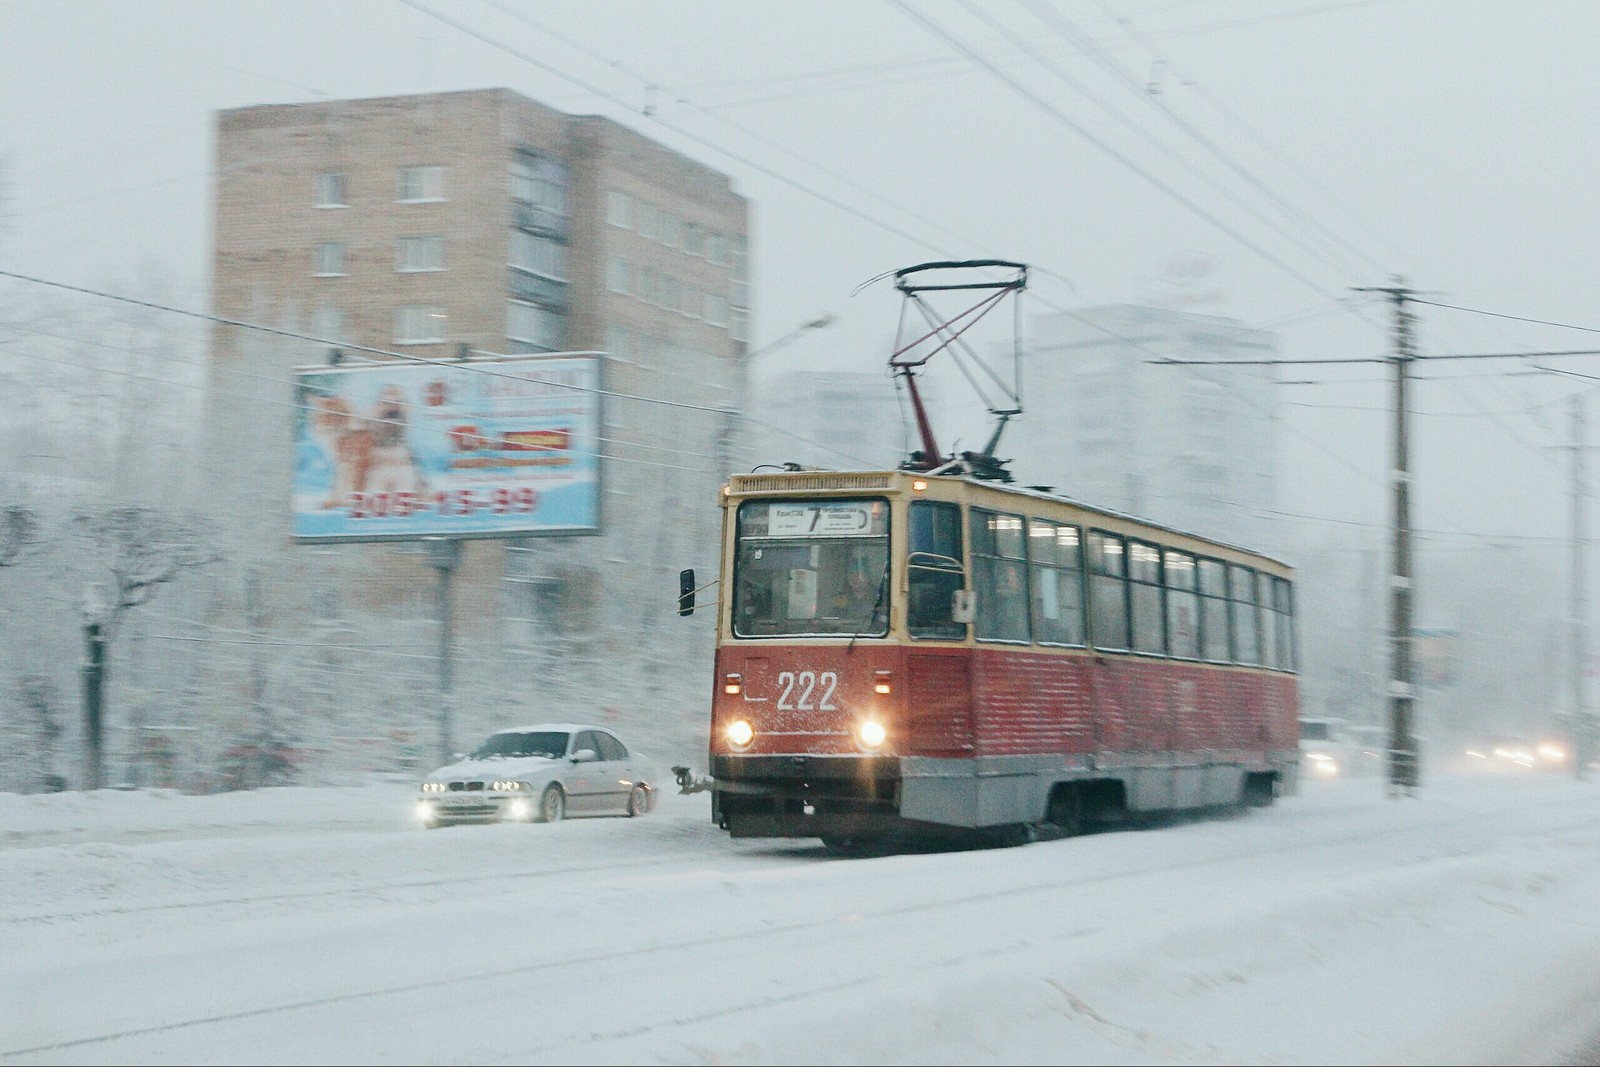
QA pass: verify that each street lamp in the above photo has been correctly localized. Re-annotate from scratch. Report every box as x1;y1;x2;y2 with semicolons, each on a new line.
723;313;836;476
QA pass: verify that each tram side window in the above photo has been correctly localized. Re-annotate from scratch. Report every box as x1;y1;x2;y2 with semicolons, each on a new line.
1088;531;1129;651
1028;518;1085;646
1128;541;1165;655
908;500;966;639
1228;563;1261;665
969;508;1029;642
1274;576;1296;670
1198;559;1230;662
1258;572;1280;668
1165;550;1199;659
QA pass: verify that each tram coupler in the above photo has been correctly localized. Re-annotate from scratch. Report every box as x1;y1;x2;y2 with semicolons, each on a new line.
672;765;714;795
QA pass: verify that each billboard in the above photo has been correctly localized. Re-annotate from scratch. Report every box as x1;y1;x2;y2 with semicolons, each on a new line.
292;354;601;542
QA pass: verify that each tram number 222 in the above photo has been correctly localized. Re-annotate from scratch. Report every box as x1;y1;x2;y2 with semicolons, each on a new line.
775;671;839;711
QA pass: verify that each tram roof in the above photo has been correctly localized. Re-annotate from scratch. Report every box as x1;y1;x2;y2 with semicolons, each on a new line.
726;468;1293;573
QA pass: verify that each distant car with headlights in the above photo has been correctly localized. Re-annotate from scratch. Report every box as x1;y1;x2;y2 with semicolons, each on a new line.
1299;717;1353;778
1465;734;1569;771
415;724;656;828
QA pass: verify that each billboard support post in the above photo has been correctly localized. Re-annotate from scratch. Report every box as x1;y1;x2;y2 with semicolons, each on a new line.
425;537;460;764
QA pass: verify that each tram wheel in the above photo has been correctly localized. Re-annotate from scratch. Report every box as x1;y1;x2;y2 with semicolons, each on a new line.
1048;785;1085;836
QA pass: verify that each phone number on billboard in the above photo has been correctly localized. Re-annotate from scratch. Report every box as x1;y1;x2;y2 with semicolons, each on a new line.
347;488;539;519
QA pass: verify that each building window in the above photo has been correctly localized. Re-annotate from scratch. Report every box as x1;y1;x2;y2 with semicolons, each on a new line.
395;305;447;344
511;158;567;214
1028;519;1084;647
729;304;749;344
659;212;681;250
311;306;345;344
607;256;630;295
707;233;729;267
398;165;444;202
314;173;346;208
507;300;564;351
510;231;568;281
636;201;657;242
606;325;631;359
607;189;631;229
313;241;345;277
705;293;727;327
396;235;444;273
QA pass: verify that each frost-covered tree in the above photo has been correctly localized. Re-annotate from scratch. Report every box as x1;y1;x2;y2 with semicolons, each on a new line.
76;506;220;789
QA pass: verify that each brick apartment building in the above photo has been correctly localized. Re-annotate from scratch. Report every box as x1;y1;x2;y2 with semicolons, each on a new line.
206;89;751;728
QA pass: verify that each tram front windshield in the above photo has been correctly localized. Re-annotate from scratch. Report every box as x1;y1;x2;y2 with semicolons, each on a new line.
733;498;890;637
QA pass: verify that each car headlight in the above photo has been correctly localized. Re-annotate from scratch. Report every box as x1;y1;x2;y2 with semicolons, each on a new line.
420;781;448;793
491;780;528;792
726;719;754;748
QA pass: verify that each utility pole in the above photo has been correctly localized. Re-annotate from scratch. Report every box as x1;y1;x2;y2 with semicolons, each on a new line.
1358;278;1420;795
425;537;461;764
1570;394;1588;780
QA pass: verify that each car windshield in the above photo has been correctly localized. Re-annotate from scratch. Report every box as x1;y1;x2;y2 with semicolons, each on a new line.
469;731;570;760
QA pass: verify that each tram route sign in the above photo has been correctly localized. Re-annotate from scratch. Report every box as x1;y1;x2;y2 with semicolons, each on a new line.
763;501;886;538
291;353;601;543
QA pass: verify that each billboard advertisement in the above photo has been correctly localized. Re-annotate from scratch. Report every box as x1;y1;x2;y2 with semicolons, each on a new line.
292;354;601;542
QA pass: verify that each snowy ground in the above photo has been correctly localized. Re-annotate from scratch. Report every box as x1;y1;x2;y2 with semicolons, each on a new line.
3;770;1599;1065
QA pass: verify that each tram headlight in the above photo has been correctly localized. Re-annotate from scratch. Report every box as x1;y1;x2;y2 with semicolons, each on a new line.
727;719;755;748
858;719;887;750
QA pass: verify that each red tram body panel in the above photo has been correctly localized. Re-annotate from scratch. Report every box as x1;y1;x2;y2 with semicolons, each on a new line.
702;471;1299;842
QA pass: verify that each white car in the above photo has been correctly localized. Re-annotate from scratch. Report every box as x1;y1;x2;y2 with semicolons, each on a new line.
1299;717;1353;778
415;723;656;828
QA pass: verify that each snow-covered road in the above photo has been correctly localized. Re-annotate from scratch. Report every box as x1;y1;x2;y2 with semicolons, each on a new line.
3;772;1599;1065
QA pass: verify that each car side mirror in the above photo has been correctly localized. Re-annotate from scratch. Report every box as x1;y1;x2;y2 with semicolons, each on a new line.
678;568;696;616
951;588;975;624
571;748;599;764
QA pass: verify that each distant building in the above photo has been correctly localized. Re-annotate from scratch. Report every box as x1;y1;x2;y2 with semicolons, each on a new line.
1012;305;1280;551
749;370;911;472
205;89;750;732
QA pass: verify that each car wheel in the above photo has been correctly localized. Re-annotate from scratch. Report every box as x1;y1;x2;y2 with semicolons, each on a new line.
538;783;566;823
627;784;650;817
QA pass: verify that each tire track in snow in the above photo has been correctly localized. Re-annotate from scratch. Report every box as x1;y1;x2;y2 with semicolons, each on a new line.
6;799;1596;1060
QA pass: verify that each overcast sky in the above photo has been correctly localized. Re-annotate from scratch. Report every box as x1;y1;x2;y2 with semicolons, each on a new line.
4;0;1599;570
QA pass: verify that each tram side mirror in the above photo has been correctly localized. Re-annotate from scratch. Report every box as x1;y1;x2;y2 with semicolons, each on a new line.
951;588;976;624
678;568;696;616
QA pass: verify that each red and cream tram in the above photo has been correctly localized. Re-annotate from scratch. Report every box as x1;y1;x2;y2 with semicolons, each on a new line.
684;468;1298;845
